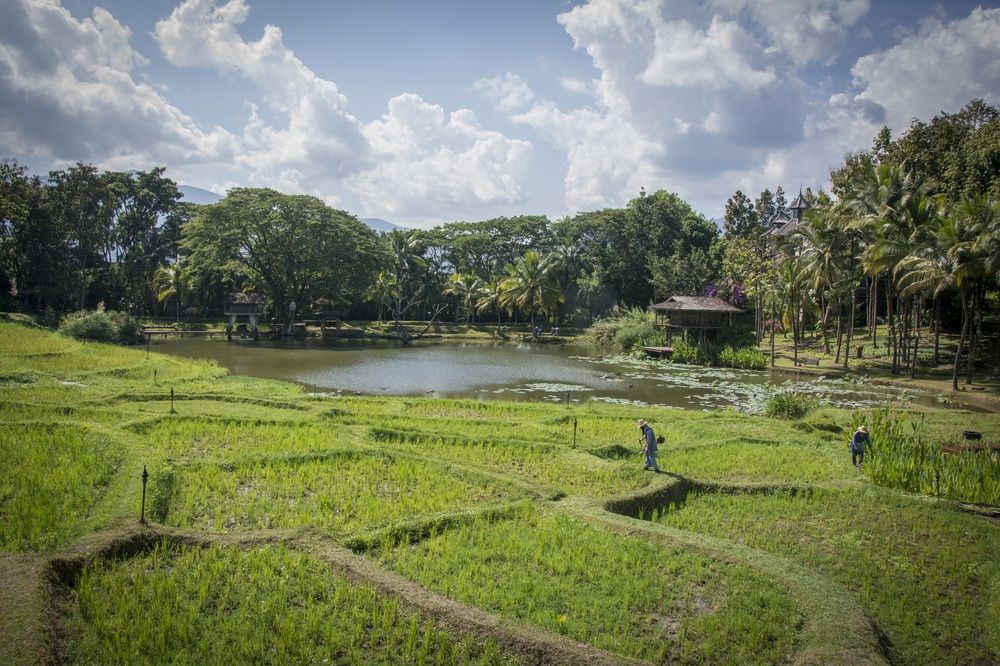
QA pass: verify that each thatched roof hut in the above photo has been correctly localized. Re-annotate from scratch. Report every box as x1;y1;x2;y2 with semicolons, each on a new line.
223;292;263;316
649;296;744;343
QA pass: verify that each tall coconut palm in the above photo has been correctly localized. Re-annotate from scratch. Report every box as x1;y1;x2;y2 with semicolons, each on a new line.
844;162;926;372
153;261;187;323
474;279;504;325
443;273;474;323
776;255;807;366
789;205;850;354
895;199;983;390
499;250;564;328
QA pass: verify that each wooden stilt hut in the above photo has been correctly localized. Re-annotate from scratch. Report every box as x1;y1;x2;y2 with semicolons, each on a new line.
224;292;263;341
649;296;744;345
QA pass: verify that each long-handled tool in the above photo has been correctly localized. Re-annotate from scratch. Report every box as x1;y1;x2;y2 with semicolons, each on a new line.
615;449;644;471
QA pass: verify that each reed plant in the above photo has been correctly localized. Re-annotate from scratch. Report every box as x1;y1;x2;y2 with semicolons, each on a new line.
855;409;1000;504
765;391;819;419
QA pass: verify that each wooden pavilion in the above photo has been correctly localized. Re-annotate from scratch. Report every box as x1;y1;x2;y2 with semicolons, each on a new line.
649;296;745;345
224;292;263;340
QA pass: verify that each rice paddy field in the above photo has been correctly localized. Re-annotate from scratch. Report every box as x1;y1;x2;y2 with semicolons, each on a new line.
1;320;998;665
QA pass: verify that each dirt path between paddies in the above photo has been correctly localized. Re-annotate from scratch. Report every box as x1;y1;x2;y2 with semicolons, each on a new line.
39;522;648;666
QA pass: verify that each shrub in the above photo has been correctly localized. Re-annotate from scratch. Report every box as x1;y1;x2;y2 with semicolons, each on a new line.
669;341;763;369
719;346;766;370
765;392;819;419
60;309;142;344
670;340;707;364
589;307;661;350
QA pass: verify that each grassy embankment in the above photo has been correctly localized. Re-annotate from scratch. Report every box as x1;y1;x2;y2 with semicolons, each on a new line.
1;319;998;665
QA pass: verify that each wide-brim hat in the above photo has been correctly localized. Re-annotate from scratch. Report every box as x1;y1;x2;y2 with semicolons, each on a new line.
637;419;648;429
858;425;869;433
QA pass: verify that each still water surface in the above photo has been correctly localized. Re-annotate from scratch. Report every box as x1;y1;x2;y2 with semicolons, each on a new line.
154;337;928;413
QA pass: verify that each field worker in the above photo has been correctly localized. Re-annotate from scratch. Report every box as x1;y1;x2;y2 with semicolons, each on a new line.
637;419;660;472
850;425;870;467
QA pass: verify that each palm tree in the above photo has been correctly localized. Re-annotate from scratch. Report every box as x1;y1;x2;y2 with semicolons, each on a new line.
789;205;849;354
153;261;187;323
844;162;926;373
443;273;473;323
499;250;564;329
474;280;504;326
894;198;984;390
776;255;807;366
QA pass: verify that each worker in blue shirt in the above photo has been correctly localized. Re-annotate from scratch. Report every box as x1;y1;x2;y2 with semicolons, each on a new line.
637;419;660;472
850;425;870;467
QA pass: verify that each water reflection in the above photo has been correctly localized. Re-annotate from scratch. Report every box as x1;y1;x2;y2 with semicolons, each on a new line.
153;337;927;413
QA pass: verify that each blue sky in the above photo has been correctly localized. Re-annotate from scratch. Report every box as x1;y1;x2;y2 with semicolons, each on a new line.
3;1;1000;227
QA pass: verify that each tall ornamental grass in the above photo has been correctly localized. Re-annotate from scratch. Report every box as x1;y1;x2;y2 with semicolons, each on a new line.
589;307;662;350
857;409;1000;505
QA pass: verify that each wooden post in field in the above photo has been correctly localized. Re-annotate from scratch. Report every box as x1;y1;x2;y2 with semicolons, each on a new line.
170;387;175;414
140;465;149;524
573;417;577;448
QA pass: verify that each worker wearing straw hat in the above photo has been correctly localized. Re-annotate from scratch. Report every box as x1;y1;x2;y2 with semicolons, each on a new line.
637;419;661;472
850;425;870;467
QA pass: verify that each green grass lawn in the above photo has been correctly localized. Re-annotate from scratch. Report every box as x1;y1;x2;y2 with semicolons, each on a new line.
1;321;998;665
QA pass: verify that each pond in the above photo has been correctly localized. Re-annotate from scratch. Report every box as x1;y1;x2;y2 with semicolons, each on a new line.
153;337;933;413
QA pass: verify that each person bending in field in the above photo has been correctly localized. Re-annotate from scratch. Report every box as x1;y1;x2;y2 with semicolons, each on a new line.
850;425;870;467
637;419;661;472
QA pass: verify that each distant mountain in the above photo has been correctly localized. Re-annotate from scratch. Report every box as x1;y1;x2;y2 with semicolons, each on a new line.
179;185;223;205
360;217;404;233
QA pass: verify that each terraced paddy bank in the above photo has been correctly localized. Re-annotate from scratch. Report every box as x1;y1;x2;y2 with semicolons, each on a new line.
1;320;998;665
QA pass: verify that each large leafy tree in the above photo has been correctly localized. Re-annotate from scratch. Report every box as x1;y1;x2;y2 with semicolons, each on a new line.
182;188;384;331
105;168;181;313
46;163;114;308
435;216;550;280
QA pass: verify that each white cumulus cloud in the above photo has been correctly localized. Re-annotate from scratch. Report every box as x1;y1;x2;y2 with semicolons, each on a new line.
851;7;1000;132
351;94;532;219
473;72;535;113
0;0;236;168
709;0;871;65
154;0;532;219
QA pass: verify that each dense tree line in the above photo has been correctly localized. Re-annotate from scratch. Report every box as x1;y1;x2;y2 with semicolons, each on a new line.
4;99;995;370
718;100;1000;388
0;162;719;334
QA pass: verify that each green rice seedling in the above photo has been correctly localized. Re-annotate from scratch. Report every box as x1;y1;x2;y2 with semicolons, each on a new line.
135;420;358;462
0;424;121;551
655;486;1000;665
69;542;517;664
162;453;523;532
379;504;801;664
368;428;649;496
659;440;851;482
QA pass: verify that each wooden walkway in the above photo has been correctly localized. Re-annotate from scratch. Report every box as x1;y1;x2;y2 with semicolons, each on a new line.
640;346;674;358
142;329;221;339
